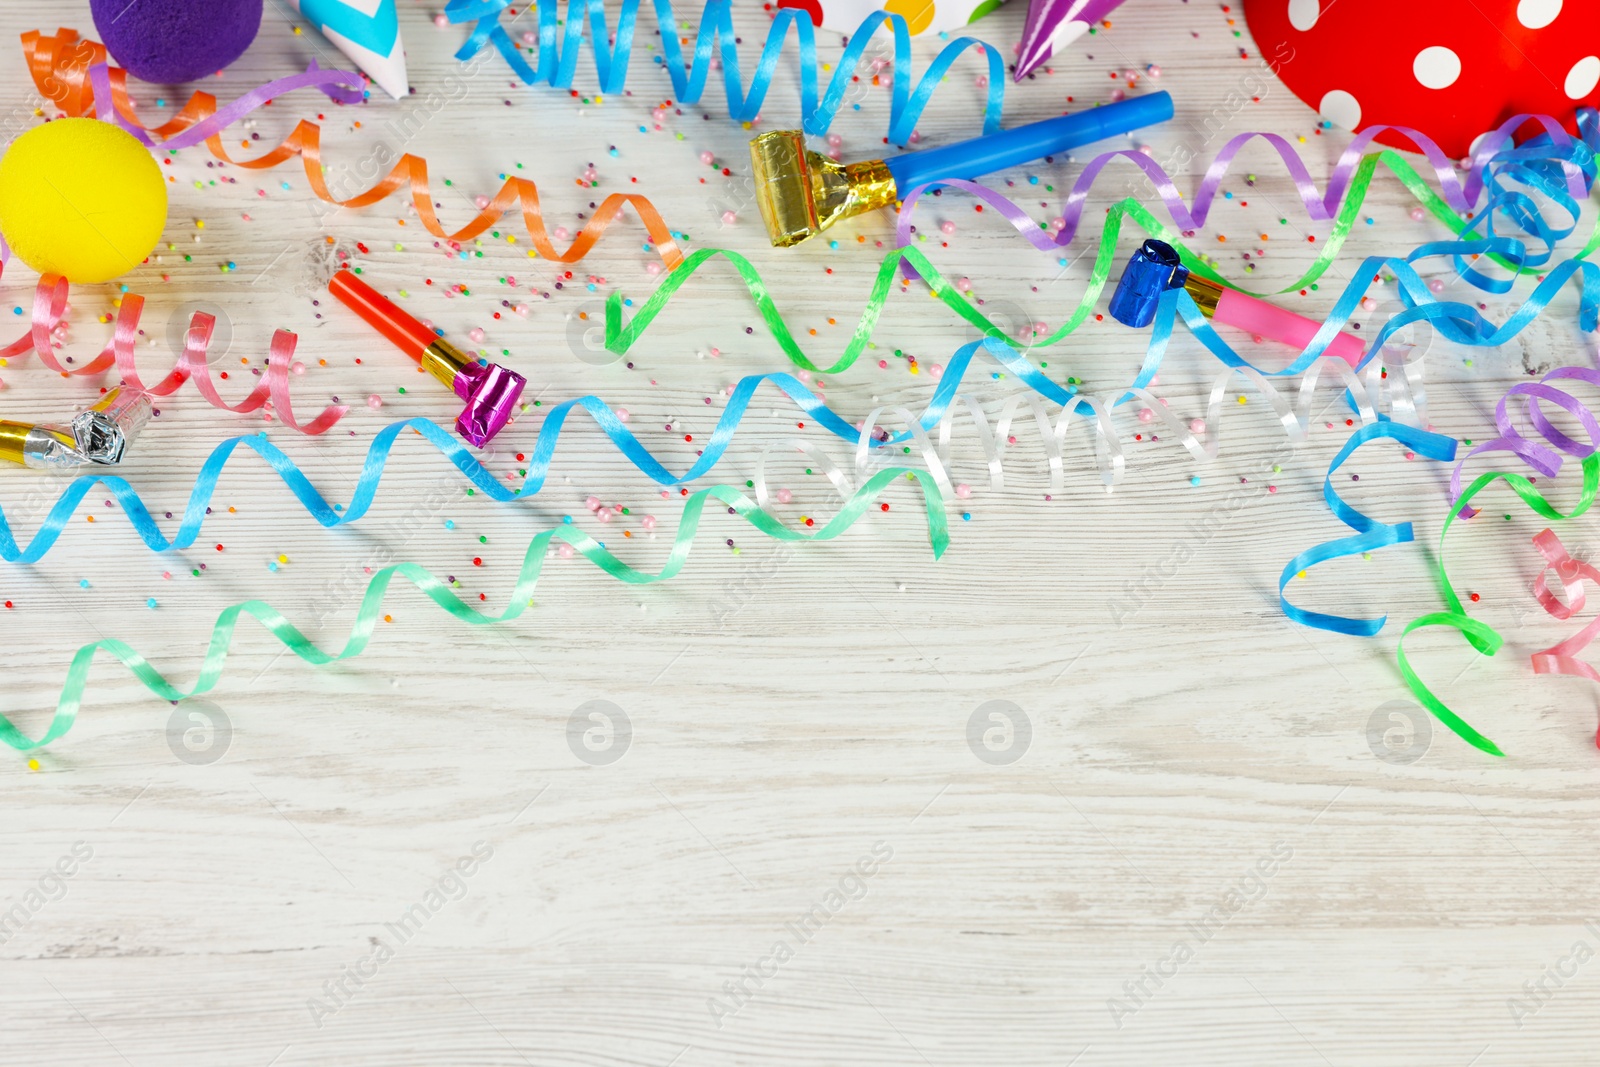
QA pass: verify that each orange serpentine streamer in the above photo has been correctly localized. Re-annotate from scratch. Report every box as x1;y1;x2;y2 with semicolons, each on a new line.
21;28;687;272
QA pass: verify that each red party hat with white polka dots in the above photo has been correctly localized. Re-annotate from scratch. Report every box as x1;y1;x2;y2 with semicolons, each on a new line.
1242;0;1599;157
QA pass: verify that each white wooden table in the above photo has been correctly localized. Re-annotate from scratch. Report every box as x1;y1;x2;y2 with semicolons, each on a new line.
2;2;1596;1064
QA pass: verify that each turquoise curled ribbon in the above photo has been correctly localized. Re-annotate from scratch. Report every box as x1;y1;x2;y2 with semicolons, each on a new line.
0;344;1068;564
444;0;1006;142
0;466;948;754
1278;423;1458;637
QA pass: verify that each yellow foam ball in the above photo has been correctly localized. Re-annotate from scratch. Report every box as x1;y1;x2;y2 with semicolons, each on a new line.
0;118;167;284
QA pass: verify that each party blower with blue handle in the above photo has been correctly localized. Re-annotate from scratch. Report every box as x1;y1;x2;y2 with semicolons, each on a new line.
751;91;1174;247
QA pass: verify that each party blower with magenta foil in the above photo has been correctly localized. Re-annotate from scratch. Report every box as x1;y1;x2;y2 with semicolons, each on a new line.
328;269;526;447
750;91;1173;248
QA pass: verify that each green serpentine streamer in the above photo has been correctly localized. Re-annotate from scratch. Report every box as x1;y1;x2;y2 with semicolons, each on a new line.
1;468;947;753
609;151;1599;373
1397;455;1600;757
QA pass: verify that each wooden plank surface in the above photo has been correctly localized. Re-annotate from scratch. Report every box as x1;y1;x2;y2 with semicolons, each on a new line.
1;1;1597;1064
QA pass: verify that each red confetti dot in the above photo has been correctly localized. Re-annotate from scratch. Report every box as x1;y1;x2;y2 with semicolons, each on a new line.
1469;592;1480;602
215;544;224;551
473;557;483;566
880;503;890;511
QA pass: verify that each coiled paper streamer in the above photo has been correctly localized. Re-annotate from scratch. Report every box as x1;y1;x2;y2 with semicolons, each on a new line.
1393;367;1600;757
607;207;1597;383
1529;528;1600;746
0;275;347;433
0;328;1420;569
0;465;948;753
894;108;1600;293
443;0;1006;144
22;29;688;272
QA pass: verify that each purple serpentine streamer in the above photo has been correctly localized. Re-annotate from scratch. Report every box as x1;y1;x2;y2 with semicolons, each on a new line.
86;61;367;151
894;113;1592;275
1450;367;1600;516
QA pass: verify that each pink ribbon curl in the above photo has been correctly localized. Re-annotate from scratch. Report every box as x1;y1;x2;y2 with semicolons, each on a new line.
1530;528;1600;748
0;275;347;433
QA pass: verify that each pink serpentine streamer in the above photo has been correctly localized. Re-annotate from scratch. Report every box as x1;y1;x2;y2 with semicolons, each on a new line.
0;275;346;433
894;116;1588;262
1530;530;1600;751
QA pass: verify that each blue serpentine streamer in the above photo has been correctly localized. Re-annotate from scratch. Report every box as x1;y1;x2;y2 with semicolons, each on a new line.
443;0;1006;142
3;229;1598;566
0;466;949;754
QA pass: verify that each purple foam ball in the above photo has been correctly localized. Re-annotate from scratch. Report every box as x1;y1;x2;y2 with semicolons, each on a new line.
90;0;264;84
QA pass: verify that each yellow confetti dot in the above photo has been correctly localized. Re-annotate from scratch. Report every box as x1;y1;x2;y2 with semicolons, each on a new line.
277;554;289;564
27;758;39;771
195;220;205;229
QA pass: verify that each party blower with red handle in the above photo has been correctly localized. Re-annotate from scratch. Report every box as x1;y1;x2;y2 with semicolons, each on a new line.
328;268;526;447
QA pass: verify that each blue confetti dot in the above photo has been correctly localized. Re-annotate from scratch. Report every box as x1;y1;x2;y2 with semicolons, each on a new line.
147;598;158;609
562;515;573;524
1190;475;1202;486
961;512;971;521
1028;176;1038;185
79;579;89;588
445;519;455;529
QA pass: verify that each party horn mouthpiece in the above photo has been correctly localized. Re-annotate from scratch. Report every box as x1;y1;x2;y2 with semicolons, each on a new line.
1108;238;1187;328
751;130;897;248
1108;238;1366;366
0;383;152;470
752;93;1173;248
72;383;152;465
329;268;527;447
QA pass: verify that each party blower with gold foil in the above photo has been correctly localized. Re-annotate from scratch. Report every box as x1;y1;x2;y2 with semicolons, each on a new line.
750;91;1173;247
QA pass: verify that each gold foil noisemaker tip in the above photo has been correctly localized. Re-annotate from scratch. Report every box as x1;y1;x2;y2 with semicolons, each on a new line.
748;91;1175;248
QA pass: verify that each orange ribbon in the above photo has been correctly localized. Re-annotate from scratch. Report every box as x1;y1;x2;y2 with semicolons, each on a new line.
21;28;686;271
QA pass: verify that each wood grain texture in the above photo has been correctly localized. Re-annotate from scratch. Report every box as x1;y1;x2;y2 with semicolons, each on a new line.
1;1;1597;1064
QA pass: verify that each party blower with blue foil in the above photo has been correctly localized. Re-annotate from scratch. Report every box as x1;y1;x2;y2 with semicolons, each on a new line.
1109;238;1366;366
751;91;1173;247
